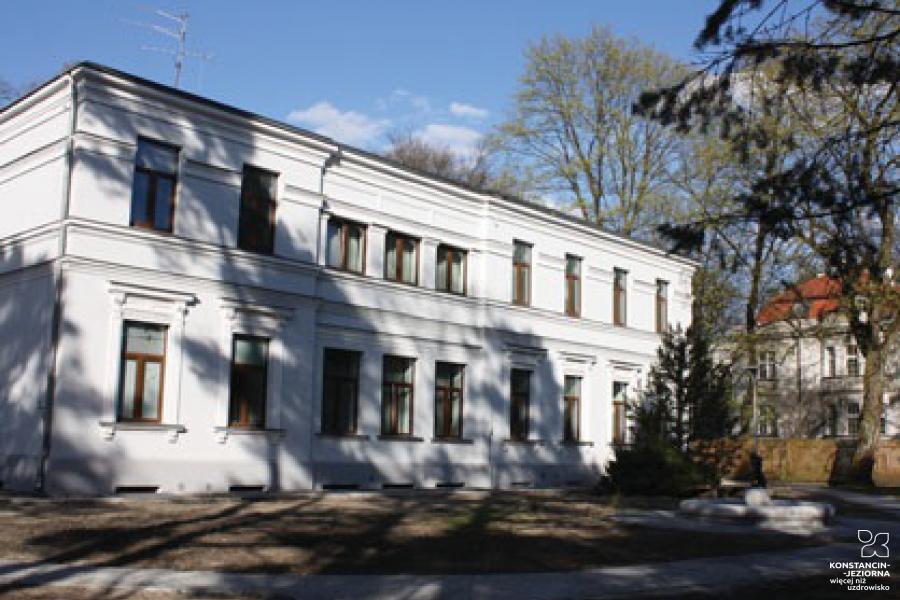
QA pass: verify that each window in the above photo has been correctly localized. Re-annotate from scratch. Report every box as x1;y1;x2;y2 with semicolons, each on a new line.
434;363;464;438
321;349;361;435
436;245;467;294
848;402;860;436
228;335;269;428
759;351;777;380
655;280;669;333
613;268;628;326
385;232;419;285
512;241;532;306
565;255;582;317
130;138;178;232
563;375;582;442
510;369;531;441
613;381;628;445
382;356;415;435
118;322;167;422
237;165;277;254
846;345;860;377
327;219;366;274
824;346;837;378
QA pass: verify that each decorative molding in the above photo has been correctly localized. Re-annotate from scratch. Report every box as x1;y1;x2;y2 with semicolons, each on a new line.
214;427;286;444
99;421;186;443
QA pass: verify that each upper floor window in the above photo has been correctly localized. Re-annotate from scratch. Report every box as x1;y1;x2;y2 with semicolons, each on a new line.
759;350;777;380
131;138;178;233
237;165;277;254
512;241;532;306
613;268;628;326
655;280;669;333
510;369;531;441
229;335;269;428
824;346;837;378
327;219;366;274
118;322;167;422
436;245;467;295
565;255;582;317
848;401;860;436
434;362;464;439
385;232;419;285
382;356;415;436
846;344;860;377
321;349;361;435
563;375;582;442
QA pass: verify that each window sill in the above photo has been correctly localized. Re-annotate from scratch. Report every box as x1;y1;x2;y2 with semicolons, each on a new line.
214;427;285;444
317;432;370;440
560;440;594;447
378;435;424;442
431;437;474;444
502;439;545;446
99;421;185;441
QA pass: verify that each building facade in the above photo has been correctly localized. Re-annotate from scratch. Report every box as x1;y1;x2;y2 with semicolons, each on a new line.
0;63;694;496
745;276;899;439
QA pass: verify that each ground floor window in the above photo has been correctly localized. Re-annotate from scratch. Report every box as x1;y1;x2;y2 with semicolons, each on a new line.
612;381;628;445
510;369;531;441
383;356;415;435
118;322;167;422
228;335;269;428
563;376;582;442
322;349;361;435
434;362;464;438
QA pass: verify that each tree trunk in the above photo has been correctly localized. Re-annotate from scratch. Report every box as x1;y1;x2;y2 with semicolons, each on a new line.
852;343;884;482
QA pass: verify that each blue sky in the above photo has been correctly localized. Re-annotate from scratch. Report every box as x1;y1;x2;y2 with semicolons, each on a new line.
3;1;720;155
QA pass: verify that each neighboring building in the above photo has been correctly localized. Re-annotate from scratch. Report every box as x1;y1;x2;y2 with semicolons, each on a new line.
740;276;899;439
0;63;694;496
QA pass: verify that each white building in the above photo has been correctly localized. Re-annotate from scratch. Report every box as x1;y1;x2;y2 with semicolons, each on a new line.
748;275;899;439
0;63;694;496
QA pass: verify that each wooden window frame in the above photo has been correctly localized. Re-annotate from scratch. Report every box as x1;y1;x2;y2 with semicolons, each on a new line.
237;165;278;255
382;356;415;436
824;346;837;379
612;381;628;445
436;244;468;295
328;218;367;274
655;279;669;333
434;362;464;439
510;369;531;441
228;334;269;429
130;138;178;234
613;268;628;326
384;232;420;285
565;255;581;317
117;322;168;423
512;241;532;307
321;349;361;435
563;376;582;442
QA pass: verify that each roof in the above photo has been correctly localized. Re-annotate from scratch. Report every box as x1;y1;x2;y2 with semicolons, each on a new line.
756;275;843;326
2;61;699;268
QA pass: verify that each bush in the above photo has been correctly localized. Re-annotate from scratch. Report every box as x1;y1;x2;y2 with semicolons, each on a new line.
605;440;712;496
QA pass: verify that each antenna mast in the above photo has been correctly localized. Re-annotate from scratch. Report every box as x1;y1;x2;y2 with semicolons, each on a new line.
129;8;212;88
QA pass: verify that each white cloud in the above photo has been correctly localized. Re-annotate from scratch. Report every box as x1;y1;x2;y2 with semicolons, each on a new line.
415;123;483;159
375;89;432;114
287;101;389;147
449;101;489;120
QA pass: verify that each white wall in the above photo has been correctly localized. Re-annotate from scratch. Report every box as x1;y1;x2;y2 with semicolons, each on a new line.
8;64;696;495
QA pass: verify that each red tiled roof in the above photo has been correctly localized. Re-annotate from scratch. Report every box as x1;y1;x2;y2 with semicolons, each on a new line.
756;275;843;326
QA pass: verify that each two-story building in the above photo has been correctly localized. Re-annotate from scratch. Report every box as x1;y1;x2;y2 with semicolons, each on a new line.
747;275;899;438
0;63;694;496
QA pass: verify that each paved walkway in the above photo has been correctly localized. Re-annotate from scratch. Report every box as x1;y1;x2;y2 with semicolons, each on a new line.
0;542;871;600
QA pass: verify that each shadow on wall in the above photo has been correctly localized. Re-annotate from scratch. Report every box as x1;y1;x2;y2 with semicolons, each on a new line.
1;72;599;498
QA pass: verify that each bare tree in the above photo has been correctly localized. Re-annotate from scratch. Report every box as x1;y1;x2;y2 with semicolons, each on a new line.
491;26;689;240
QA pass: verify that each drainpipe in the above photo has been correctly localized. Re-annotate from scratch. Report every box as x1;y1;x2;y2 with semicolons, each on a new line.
315;148;341;266
309;148;341;491
36;71;77;495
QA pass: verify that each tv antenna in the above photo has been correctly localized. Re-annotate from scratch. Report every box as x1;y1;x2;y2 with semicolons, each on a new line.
126;8;213;88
